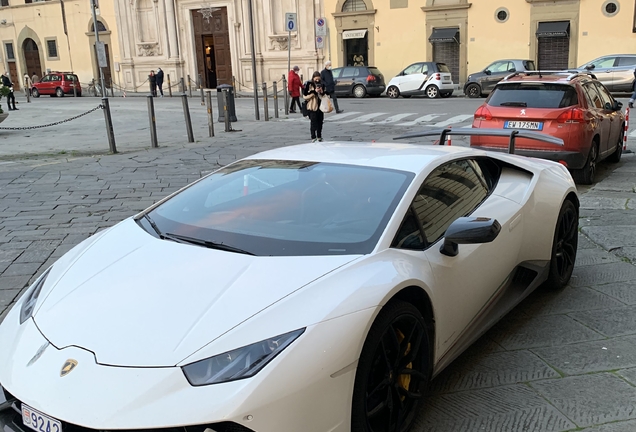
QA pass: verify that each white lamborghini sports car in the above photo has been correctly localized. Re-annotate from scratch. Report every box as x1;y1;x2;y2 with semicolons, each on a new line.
0;129;578;432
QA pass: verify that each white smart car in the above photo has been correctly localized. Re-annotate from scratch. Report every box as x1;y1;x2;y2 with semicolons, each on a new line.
386;62;455;99
0;130;577;432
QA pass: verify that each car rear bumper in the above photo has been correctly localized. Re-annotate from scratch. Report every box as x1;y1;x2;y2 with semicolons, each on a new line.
367;85;385;95
471;145;587;169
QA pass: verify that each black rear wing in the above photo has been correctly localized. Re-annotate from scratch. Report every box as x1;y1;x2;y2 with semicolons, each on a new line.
393;128;564;155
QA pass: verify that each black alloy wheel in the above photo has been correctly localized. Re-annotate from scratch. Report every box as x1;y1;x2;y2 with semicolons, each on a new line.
607;127;624;163
544;200;578;289
573;143;598;185
352;300;430;432
465;83;481;98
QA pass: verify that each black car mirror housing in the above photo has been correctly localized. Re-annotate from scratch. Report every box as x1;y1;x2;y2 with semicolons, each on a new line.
440;217;501;257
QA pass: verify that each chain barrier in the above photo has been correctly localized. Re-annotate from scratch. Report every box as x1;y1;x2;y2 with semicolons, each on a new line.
0;104;103;130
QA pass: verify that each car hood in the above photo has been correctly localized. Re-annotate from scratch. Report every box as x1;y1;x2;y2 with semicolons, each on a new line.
33;218;359;367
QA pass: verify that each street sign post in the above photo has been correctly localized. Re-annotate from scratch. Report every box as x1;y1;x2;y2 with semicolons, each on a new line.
96;41;107;68
315;17;326;36
286;12;297;84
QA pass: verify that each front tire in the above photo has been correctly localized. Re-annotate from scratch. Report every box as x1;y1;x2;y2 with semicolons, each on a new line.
465;83;481;98
387;85;400;99
425;85;439;99
353;84;367;98
31;88;40;98
544;200;578;289
352;300;430;432
572;142;598;185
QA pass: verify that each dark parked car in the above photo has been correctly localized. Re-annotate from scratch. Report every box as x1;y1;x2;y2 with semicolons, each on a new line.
464;59;535;98
331;66;386;98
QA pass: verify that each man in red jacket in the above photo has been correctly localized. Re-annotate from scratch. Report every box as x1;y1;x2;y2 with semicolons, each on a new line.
288;66;303;113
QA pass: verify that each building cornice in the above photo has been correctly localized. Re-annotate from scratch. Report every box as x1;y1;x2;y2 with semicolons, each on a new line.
421;3;472;12
332;9;377;18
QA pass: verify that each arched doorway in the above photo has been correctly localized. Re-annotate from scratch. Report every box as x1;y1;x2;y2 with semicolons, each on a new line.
23;38;42;78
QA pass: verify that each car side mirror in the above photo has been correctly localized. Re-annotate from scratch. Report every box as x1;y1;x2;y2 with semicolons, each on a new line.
615;101;623;111
440;217;501;257
508;68;516;72
585;64;595;70
484;70;491;75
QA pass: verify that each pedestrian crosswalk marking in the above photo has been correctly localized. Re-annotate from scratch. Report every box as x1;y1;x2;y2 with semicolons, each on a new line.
397;114;444;127
363;113;418;125
336;112;387;123
325;111;362;121
431;115;474;127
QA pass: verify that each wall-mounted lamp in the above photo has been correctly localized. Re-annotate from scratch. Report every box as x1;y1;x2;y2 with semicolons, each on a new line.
375;26;379;32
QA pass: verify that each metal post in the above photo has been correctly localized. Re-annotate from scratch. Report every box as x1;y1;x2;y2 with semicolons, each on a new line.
232;75;236;90
147;95;158;148
200;86;205;106
198;74;203;89
273;81;279;119
282;74;288;115
222;89;231;132
110;77;114;98
181;94;194;142
72;77;76;98
206;90;215;137
101;97;117;153
247;0;259;120
149;77;154;96
188;74;193;98
287;29;291;84
91;0;105;97
262;82;269;121
180;77;185;94
167;74;172;97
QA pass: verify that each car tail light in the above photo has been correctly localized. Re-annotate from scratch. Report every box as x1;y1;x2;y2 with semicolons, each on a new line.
474;105;493;121
366;75;376;82
435;74;441;80
557;108;585;123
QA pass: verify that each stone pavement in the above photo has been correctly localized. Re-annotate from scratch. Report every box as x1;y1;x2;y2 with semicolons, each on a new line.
1;94;636;431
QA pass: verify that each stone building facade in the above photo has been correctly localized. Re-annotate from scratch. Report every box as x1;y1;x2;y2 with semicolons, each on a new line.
113;0;327;92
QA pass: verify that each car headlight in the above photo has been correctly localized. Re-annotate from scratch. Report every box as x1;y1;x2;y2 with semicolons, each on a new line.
19;268;51;324
181;328;305;386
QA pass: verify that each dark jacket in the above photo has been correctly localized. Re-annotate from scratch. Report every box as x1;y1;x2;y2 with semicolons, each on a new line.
156;70;164;86
149;74;157;86
320;68;336;93
1;75;12;88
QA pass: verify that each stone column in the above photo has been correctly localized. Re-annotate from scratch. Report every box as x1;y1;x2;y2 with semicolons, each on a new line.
164;0;180;58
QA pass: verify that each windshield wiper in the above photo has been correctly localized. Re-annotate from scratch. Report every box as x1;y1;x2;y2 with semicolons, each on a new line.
143;214;163;237
499;102;528;107
163;232;255;256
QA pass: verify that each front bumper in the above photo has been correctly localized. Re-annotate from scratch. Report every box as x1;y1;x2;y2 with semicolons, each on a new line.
471;145;587;169
0;305;375;432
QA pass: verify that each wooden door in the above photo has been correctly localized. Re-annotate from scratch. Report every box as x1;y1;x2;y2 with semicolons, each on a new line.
191;7;232;88
8;62;19;90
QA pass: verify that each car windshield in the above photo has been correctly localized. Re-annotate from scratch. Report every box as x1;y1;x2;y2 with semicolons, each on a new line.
488;83;578;108
145;160;413;256
437;63;451;73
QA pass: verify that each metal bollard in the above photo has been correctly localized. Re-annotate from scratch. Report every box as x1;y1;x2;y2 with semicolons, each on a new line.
26;86;31;103
110;78;114;98
188;75;193;98
232;75;236;90
102;97;117;153
198;74;203;89
180;77;185;94
147;95;158;148
222;90;231;132
262;82;269;121
273;81;279;119
206;90;215;137
282;74;288;115
200;86;205;106
167;74;172;97
72;79;76;98
181;94;194;142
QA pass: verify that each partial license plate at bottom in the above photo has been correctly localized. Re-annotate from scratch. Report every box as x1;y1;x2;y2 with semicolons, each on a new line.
22;404;62;432
504;120;543;130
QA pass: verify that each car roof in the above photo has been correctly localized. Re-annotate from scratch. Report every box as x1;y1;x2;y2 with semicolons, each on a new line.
499;71;596;85
245;142;481;174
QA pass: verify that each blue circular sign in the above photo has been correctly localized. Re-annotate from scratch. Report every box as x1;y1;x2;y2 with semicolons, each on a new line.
287;21;295;30
317;18;325;26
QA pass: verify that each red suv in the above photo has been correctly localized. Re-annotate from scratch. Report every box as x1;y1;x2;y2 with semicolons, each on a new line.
32;72;81;98
471;71;625;184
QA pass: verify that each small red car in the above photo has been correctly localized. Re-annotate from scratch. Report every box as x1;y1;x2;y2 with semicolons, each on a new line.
471;71;625;184
32;72;81;98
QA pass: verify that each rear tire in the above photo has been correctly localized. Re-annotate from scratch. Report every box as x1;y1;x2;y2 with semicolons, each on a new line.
544;200;578;290
425;85;439;99
572;142;598;185
55;87;65;98
353;84;367;98
607;127;624;163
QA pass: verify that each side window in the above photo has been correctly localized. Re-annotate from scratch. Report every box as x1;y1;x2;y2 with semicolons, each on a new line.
488;61;509;73
341;67;355;78
618;57;636;67
591;57;617;69
392;210;425;250
392;160;490;249
332;68;342;79
52;75;61;82
403;63;423;75
422;65;429;75
354;68;362;77
594;82;614;109
40;75;51;82
583;84;603;109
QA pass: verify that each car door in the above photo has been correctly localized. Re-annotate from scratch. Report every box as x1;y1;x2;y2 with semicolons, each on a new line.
397;63;426;94
582;83;611;153
331;68;343;95
50;74;62;93
613;56;636;93
392;158;523;359
584;56;618;91
36;74;51;94
336;67;356;96
594;82;622;156
482;61;514;92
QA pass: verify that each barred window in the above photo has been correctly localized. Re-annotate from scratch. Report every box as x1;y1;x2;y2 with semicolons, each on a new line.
342;0;366;12
5;43;14;60
47;39;58;58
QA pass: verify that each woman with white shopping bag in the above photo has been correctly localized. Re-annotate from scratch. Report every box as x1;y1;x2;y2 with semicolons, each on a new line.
303;71;328;142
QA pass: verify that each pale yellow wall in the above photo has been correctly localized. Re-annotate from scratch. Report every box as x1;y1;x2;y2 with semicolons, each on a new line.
466;1;532;75
578;0;636;67
0;0;120;87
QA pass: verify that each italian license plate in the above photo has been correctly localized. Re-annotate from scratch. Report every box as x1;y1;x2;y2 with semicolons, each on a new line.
22;404;62;432
504;120;543;130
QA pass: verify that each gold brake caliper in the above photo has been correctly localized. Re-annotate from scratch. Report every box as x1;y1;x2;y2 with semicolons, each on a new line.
396;329;412;401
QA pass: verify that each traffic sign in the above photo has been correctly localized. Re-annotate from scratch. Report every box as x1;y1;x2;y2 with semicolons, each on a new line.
315;17;326;36
315;36;324;49
286;13;297;32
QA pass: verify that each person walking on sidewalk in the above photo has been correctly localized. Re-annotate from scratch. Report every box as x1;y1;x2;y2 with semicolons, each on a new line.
156;68;164;97
320;61;343;114
303;71;325;142
149;70;157;97
288;66;303;113
1;72;18;111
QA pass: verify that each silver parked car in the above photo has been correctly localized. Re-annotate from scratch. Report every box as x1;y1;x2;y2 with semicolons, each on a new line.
574;54;636;93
